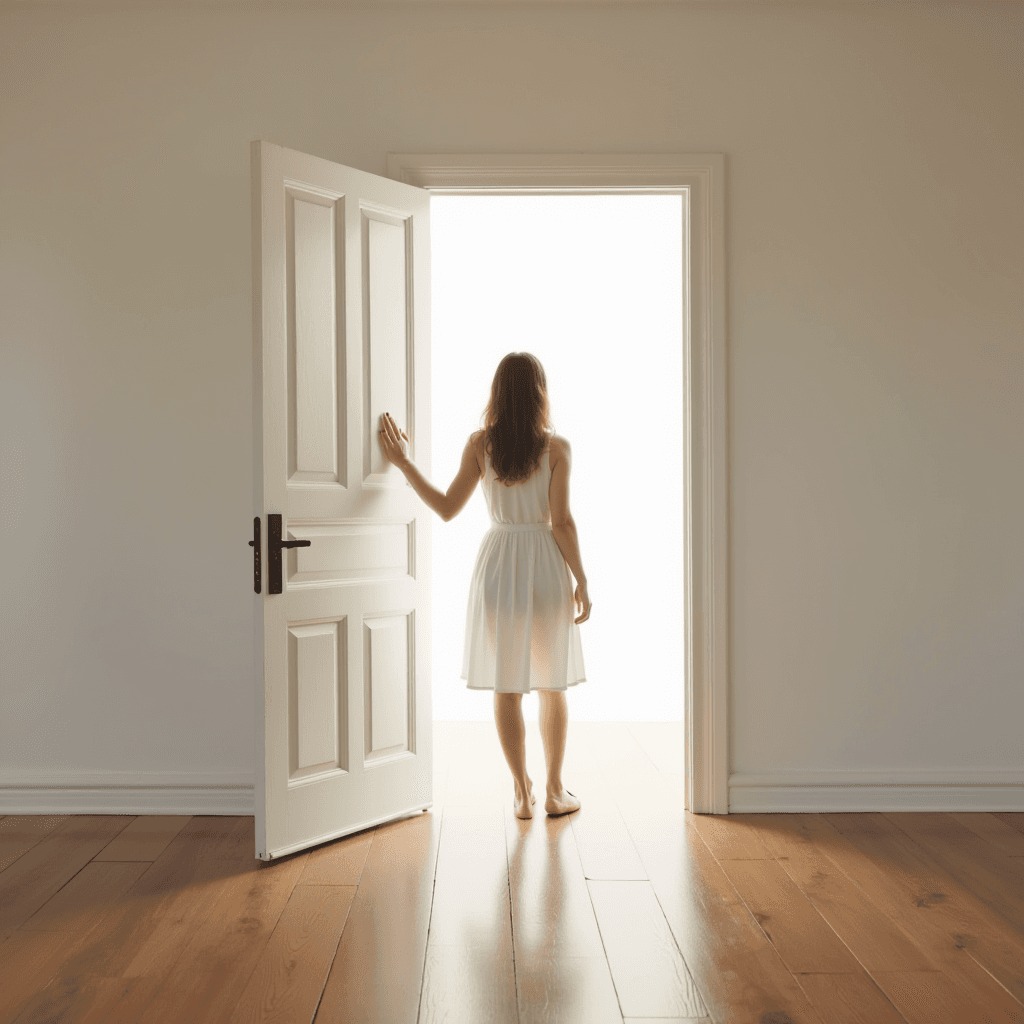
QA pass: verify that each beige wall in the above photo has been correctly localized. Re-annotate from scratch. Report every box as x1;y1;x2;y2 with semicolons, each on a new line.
1;1;1021;797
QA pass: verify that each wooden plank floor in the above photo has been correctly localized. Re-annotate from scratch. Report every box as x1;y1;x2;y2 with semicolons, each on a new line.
1;720;1023;1024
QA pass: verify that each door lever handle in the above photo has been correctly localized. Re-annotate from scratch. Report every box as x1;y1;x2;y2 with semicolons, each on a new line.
267;513;311;595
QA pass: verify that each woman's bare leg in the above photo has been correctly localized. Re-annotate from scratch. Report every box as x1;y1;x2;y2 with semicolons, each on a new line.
537;689;581;815
494;692;534;818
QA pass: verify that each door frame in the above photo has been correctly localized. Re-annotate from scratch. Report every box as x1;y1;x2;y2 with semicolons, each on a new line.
387;153;728;815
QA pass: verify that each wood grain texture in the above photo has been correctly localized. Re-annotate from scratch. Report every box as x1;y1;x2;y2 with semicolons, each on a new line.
91;815;191;862
881;812;1024;934
20;861;150;932
227;884;356;1024
786;973;907;1024
314;805;442;1024
133;847;310;1023
294;823;375;886
950;812;1024;857
515;955;623;1024
1;724;1022;1024
0;814;71;874
0;816;133;932
419;948;518;1024
994;813;1024;839
818;811;1024;1008
0;927;91;1023
587;879;707;1018
427;803;513;954
725;815;938;975
7;815;247;1024
623;1019;709;1024
715;857;870;973
576;725;831;1024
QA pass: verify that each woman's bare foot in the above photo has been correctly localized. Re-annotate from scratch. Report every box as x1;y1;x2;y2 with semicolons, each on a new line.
514;779;536;819
544;788;581;816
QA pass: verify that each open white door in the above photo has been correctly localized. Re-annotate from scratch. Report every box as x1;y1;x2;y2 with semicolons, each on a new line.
250;140;433;860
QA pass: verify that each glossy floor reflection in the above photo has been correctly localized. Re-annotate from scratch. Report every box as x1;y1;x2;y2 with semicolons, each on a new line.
2;721;1022;1024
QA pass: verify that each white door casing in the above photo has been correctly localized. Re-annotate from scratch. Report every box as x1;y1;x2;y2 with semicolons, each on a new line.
251;140;433;860
387;152;728;815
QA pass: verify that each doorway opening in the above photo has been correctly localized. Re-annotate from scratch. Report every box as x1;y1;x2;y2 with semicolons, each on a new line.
429;194;685;731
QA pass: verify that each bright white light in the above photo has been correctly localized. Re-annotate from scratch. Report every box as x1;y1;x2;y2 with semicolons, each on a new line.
430;194;684;723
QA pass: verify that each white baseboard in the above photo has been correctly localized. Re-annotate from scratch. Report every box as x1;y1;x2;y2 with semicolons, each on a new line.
3;768;1022;816
0;769;254;815
728;769;1024;813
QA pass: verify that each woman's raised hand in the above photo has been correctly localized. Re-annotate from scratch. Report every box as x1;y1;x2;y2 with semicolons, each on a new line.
379;411;410;467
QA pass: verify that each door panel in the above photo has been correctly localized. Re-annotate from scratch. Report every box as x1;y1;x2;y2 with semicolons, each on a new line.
251;140;433;860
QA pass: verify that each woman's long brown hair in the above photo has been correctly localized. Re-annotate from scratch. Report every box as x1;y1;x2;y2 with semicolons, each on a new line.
480;352;556;487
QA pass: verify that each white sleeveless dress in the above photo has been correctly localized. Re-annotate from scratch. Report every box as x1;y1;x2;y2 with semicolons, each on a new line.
461;439;587;693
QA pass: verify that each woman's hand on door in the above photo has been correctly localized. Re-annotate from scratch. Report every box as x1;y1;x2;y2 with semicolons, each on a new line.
380;412;410;467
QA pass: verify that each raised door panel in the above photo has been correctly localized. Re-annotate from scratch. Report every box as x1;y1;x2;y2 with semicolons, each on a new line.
287;186;345;488
363;206;414;487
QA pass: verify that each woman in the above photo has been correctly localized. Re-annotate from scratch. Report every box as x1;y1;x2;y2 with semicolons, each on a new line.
379;352;592;820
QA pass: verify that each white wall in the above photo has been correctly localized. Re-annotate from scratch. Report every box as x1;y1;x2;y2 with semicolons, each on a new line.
1;1;1020;793
429;195;685;723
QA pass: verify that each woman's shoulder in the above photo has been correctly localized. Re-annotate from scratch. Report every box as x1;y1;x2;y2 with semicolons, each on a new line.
548;433;570;471
470;429;486;476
